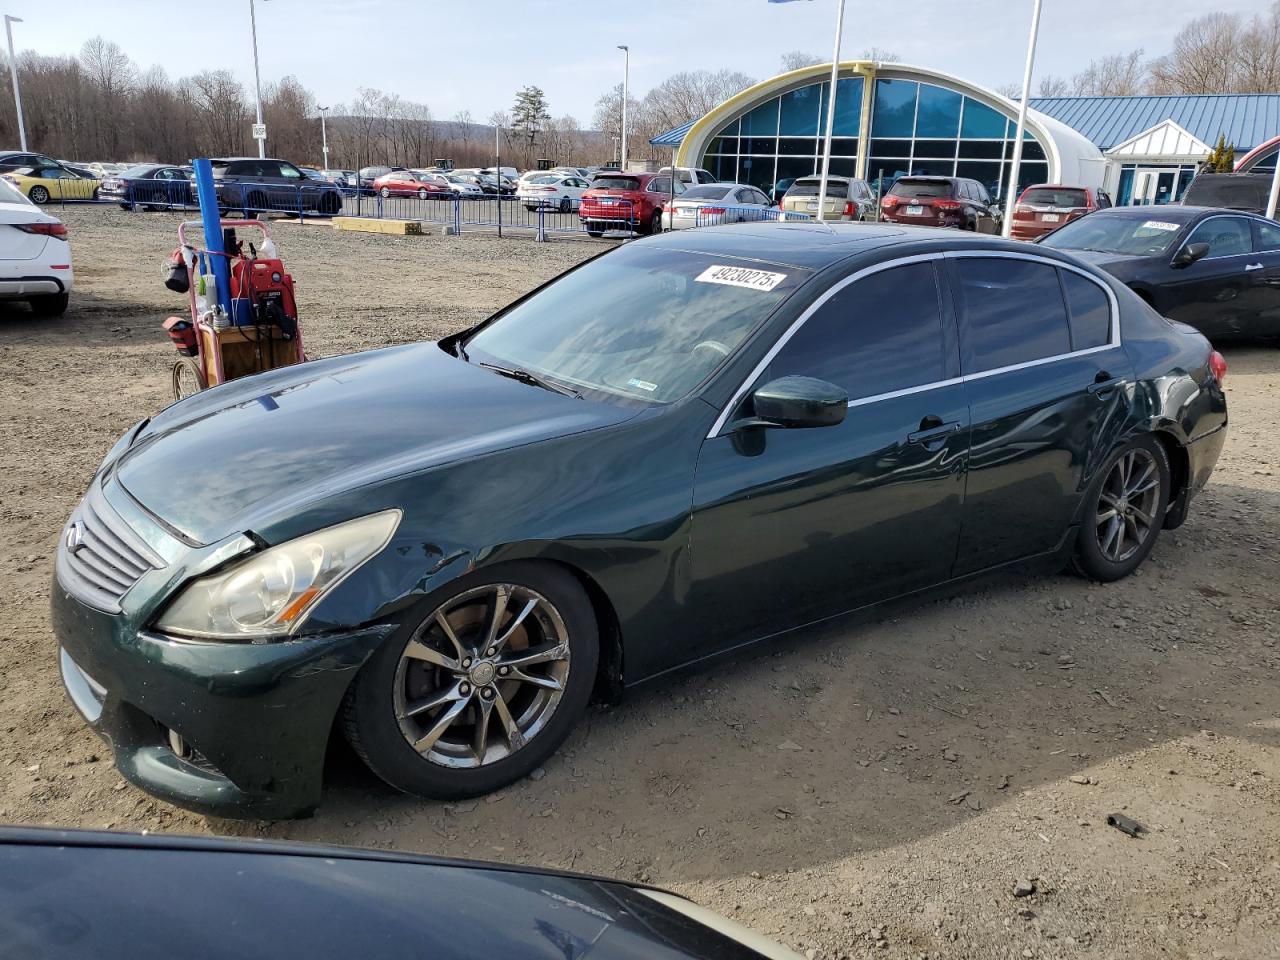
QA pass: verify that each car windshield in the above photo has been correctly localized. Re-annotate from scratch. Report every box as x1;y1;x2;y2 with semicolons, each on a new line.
592;176;641;191
1021;187;1088;207
787;180;849;199
464;245;809;405
888;179;953;198
681;185;734;200
1041;214;1185;256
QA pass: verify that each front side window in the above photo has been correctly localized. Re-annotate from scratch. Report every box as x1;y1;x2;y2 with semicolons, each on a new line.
763;262;948;402
465;246;810;405
278;163;304;179
955;258;1070;373
1184;217;1253;258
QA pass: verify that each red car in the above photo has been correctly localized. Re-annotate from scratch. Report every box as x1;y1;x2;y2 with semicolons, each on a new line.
1009;184;1112;241
879;176;997;231
579;172;684;236
372;171;452;200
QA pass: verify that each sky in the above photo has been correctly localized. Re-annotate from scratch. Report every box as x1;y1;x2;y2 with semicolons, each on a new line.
9;0;1274;127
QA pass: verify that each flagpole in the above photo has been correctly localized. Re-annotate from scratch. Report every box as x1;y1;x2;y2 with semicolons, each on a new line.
1003;0;1043;238
816;0;846;223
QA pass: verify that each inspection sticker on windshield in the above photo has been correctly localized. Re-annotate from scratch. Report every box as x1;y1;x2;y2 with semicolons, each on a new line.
627;377;658;392
1141;220;1182;232
695;264;788;292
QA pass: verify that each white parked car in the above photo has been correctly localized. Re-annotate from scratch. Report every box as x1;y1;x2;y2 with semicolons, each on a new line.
658;165;720;187
516;173;592;212
661;183;776;230
0;176;72;316
430;174;483;198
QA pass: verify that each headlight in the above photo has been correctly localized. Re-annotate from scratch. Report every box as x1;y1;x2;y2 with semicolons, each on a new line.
155;510;401;641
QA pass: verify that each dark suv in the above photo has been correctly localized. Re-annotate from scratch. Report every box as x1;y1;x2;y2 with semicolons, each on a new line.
212;158;343;216
0;150;60;174
880;176;997;231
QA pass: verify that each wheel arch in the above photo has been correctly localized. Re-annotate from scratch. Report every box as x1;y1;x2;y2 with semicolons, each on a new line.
1151;428;1191;529
543;559;624;705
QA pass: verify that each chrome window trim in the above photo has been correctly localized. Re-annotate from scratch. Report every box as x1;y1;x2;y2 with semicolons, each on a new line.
705;248;1121;439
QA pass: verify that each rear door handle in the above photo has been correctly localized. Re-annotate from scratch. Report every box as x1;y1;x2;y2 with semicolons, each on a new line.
1245;262;1264;272
907;420;961;445
1087;373;1126;398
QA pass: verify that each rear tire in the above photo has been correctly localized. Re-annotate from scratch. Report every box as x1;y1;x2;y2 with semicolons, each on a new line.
29;292;69;317
172;357;206;400
558;197;571;213
646;209;663;235
319;192;341;216
380;187;391;198
29;185;50;204
1071;435;1170;582
342;562;599;800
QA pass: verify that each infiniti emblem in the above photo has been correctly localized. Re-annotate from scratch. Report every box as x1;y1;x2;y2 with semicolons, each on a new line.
65;522;86;553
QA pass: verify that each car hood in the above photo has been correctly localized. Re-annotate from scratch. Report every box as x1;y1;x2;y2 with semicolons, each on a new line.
115;343;638;544
1055;248;1149;273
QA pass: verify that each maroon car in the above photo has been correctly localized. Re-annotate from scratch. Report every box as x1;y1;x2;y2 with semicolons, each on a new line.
579;172;684;236
1009;184;1111;241
880;176;996;231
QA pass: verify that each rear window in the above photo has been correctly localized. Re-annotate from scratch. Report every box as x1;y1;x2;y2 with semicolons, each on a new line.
787;179;849;199
1181;173;1272;212
592;176;642;191
120;165;157;179
1020;187;1088;208
888;179;954;199
682;185;734;200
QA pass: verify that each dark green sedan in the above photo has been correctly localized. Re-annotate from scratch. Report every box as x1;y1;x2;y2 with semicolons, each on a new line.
52;222;1228;819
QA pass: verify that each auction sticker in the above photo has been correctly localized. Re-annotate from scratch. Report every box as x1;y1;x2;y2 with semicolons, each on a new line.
695;264;788;292
1141;221;1181;232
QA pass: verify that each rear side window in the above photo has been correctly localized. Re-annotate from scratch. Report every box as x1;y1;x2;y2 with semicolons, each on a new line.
955;258;1070;373
889;179;953;199
1256;219;1280;252
764;262;947;402
1062;272;1112;349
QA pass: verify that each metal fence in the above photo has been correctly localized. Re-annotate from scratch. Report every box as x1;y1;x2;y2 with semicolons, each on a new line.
692;205;814;228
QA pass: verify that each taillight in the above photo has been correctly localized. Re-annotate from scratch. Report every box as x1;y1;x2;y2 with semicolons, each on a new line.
1209;350;1227;384
701;206;726;215
934;199;962;211
1015;204;1031;214
881;195;898;207
844;201;856;217
15;222;67;238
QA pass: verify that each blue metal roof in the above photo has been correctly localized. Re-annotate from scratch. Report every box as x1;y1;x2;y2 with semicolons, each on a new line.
1027;94;1280;151
650;93;1280;153
650;119;696;147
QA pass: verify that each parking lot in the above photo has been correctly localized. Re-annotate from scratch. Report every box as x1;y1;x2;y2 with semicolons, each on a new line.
2;206;1279;958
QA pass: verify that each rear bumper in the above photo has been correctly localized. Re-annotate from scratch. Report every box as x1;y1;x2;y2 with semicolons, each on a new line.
1010;223;1054;240
881;211;962;227
1166;421;1227;529
0;273;71;296
52;576;392;820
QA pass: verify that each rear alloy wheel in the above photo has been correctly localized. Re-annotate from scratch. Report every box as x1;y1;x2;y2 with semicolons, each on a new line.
344;563;598;799
558;196;571;214
1072;436;1170;581
380;187;391;198
29;185;50;204
417;188;429;200
647;209;663;234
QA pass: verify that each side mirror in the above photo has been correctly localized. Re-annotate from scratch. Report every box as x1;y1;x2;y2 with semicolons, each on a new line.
736;376;848;430
1172;242;1210;268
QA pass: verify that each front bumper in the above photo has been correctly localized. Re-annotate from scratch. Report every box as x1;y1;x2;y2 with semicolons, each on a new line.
53;581;391;819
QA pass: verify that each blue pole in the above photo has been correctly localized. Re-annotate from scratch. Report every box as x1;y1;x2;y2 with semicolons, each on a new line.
192;158;232;316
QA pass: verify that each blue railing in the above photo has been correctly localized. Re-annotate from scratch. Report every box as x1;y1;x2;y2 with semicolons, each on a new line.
692;205;813;228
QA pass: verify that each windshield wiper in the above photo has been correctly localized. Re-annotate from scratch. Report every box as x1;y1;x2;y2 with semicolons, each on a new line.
478;361;581;399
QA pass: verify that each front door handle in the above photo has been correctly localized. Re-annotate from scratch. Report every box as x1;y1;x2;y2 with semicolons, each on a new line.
1087;370;1125;399
907;419;961;445
1245;262;1264;272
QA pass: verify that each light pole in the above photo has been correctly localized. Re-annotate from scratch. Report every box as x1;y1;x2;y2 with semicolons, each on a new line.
617;45;629;170
4;15;26;151
1003;0;1044;237
611;135;620;167
814;0;846;222
318;105;330;170
249;0;267;158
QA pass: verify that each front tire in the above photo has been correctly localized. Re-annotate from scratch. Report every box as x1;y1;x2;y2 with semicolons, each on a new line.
343;562;599;800
1071;436;1170;582
380;187;391;198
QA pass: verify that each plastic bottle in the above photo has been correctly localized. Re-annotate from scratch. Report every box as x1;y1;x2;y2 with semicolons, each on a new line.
260;236;278;260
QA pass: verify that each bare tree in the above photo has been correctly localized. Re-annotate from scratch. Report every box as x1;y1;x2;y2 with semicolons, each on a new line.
1072;50;1148;96
859;46;901;62
780;51;824;72
1234;1;1280;92
593;83;643;163
1037;75;1071;97
640;69;755;138
994;82;1024;100
1149;14;1240;93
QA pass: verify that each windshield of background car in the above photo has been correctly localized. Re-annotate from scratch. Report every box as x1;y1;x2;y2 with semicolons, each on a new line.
682;185;735;200
464;246;810;405
119;165;155;178
1021;187;1088;207
888;179;953;198
592;176;642;191
1041;214;1185;256
787;179;849;199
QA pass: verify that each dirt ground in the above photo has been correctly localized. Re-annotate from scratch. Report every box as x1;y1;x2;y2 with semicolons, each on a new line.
2;206;1279;959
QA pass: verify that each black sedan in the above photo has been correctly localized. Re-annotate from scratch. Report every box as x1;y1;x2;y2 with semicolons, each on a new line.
51;223;1228;819
0;827;799;960
1040;205;1280;340
99;164;195;210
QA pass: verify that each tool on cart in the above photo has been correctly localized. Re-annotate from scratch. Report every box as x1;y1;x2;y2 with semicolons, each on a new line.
158;158;307;402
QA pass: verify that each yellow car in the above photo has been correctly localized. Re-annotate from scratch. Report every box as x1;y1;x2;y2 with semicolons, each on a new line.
2;164;101;204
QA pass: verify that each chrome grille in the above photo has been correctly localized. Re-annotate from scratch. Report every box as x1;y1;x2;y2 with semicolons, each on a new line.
57;480;163;613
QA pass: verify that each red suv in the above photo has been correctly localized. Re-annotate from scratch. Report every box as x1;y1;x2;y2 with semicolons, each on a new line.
1009;184;1111;240
580;172;684;236
880;176;996;231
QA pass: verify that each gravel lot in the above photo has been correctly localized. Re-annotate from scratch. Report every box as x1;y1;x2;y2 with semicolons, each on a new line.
2;206;1278;959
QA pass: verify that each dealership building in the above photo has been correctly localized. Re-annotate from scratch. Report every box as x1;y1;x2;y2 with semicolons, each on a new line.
651;61;1280;205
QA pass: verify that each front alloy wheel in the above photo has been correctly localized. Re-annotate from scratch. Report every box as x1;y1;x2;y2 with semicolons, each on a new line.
344;563;598;799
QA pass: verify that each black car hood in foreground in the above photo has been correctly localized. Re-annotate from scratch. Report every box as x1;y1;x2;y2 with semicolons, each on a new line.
1052;247;1149;281
115;343;638;544
0;827;791;960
